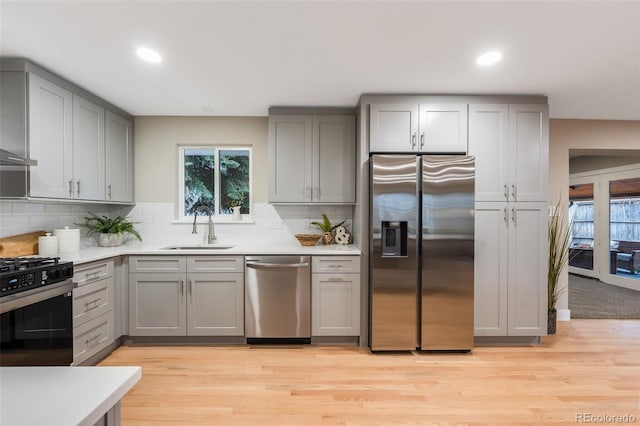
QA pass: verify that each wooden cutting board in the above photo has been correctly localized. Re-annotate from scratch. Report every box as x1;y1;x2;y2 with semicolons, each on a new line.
0;231;47;257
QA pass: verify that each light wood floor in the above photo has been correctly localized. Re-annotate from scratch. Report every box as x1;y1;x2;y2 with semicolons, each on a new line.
100;320;640;425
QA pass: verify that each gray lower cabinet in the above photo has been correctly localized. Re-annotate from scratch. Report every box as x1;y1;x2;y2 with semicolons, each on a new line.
73;259;115;365
128;256;244;336
311;256;361;336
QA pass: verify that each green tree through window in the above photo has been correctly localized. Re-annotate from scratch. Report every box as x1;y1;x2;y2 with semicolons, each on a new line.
180;146;251;218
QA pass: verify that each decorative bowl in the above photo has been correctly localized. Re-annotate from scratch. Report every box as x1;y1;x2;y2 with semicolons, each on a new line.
295;234;322;246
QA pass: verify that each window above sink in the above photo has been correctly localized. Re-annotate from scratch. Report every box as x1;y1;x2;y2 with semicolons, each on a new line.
178;145;252;221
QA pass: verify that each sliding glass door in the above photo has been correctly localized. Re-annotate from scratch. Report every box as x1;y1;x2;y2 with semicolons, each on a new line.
570;167;640;290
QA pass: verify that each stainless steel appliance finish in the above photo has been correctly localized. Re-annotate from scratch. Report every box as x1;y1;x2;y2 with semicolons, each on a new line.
245;256;311;341
370;154;474;351
0;256;76;366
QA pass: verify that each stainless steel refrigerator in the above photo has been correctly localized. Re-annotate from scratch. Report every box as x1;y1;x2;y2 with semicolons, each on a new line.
370;154;474;351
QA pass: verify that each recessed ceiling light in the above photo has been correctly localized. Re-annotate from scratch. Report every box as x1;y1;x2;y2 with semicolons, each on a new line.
136;47;162;64
476;51;502;66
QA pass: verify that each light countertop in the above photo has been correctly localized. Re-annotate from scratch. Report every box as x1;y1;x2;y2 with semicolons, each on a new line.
62;241;361;265
0;366;141;426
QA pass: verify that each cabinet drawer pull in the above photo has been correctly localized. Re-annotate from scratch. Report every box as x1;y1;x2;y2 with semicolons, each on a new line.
85;333;102;347
327;277;345;282
84;298;102;311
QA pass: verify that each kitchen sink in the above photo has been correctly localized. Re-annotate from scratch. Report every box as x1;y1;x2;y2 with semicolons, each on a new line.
161;244;235;250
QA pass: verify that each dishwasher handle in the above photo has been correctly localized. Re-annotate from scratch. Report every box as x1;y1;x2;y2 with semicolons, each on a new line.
246;261;309;270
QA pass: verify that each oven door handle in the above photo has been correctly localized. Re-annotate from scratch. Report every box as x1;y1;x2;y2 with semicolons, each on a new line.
0;280;77;314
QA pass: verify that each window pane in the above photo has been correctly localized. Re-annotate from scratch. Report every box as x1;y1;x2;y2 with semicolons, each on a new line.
220;149;250;214
569;182;594;270
609;177;640;276
184;148;214;216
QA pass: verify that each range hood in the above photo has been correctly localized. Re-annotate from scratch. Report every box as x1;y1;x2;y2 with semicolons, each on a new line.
0;148;37;166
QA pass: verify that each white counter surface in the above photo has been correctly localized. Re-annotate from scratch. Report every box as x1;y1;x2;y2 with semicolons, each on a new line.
64;241;361;265
0;366;141;426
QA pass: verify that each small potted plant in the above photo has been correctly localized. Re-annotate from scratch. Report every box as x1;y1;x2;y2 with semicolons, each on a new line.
77;213;142;247
225;191;245;220
311;214;346;245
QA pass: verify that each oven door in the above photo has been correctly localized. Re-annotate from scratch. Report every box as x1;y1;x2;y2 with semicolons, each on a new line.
0;280;75;366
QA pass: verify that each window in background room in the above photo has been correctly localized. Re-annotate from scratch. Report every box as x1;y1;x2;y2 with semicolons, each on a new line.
609;177;640;277
569;182;595;272
179;146;251;220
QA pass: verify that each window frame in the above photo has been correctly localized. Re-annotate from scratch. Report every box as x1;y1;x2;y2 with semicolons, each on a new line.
177;144;253;222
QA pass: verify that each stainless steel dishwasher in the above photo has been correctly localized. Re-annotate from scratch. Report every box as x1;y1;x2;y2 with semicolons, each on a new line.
245;256;311;343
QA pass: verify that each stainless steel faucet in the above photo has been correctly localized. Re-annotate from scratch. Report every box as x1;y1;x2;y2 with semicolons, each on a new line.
192;205;216;244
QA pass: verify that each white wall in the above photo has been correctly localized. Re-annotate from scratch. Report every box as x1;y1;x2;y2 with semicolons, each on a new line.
549;119;640;315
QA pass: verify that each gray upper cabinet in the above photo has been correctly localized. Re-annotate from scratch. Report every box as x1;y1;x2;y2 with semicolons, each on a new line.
469;103;548;203
269;113;355;204
369;103;418;152
28;73;74;199
370;102;467;153
72;94;105;200
0;59;134;204
105;111;134;203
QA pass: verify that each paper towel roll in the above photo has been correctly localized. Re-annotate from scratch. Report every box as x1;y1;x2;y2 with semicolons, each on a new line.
53;227;80;256
38;233;59;257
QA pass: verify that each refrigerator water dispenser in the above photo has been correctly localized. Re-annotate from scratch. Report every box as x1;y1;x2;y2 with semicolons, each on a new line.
381;221;407;257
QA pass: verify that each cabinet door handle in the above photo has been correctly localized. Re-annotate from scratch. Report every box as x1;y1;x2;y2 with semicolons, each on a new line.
420;132;425;149
76;180;81;197
504;184;508;201
108;184;112;199
511;184;516;200
511;208;516;224
180;279;184;296
411;133;417;149
188;279;192;296
68;180;73;197
503;208;507;223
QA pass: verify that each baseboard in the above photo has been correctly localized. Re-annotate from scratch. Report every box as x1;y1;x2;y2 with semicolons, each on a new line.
557;309;571;321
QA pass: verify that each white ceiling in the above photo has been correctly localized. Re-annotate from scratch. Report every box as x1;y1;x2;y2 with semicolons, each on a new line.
1;1;639;120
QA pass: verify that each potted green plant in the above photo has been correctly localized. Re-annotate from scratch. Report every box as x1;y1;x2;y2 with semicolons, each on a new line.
224;191;245;221
77;213;142;247
548;200;570;334
311;214;346;245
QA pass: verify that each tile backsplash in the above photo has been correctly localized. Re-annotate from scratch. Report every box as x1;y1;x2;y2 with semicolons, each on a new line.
0;201;354;248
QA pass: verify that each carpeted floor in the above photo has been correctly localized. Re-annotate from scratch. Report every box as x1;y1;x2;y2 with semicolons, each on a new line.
569;273;640;319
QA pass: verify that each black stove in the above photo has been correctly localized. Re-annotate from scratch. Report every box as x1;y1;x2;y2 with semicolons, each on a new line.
0;257;74;297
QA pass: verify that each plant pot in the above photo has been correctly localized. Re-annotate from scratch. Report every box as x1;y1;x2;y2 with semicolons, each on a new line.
547;309;557;335
322;232;333;245
232;206;242;221
99;233;124;247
